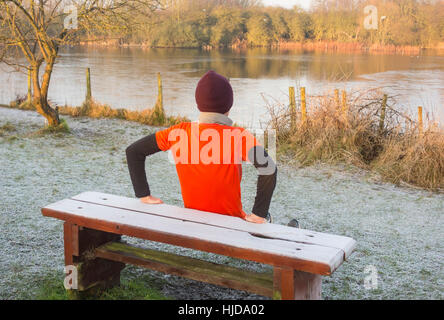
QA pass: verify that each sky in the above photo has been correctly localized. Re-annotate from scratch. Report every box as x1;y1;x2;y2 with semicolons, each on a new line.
262;0;312;9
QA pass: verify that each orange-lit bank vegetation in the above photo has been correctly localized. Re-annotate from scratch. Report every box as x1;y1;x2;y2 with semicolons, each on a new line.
79;0;444;50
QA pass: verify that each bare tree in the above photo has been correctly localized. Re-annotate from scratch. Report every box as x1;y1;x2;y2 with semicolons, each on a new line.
0;0;163;126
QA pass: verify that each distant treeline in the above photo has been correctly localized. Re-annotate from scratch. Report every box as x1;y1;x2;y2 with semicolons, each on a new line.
79;0;444;49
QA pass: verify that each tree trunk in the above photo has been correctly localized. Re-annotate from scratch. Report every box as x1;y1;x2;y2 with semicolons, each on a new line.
31;59;60;126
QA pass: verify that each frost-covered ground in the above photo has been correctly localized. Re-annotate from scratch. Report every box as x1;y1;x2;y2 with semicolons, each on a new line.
0;107;442;300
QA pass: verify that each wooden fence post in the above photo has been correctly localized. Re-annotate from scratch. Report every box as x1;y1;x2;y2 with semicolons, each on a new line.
289;87;296;129
27;69;32;104
341;90;347;116
379;94;387;134
334;89;339;109
153;72;165;122
418;106;423;135
157;72;163;111
86;67;92;101
300;87;307;123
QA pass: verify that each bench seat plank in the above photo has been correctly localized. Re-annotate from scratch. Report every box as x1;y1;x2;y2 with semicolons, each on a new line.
71;191;356;259
42;198;345;275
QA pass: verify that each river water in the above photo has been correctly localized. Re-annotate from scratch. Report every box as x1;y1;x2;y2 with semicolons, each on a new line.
1;46;443;128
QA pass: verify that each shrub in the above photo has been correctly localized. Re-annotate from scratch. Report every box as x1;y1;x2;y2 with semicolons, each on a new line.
373;129;444;190
266;89;444;190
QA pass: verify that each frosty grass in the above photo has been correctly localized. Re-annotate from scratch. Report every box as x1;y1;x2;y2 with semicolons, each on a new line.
0;107;442;299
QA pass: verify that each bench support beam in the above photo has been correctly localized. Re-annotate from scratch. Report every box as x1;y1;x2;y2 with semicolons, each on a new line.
95;241;274;297
63;223;124;296
273;267;322;300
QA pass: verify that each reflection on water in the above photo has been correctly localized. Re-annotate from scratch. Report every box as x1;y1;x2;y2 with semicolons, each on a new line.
1;47;443;127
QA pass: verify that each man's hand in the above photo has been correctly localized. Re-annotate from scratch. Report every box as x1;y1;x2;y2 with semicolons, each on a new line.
140;195;163;204
245;213;267;224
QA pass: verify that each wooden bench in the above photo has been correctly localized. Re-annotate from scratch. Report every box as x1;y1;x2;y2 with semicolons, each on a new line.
41;191;356;300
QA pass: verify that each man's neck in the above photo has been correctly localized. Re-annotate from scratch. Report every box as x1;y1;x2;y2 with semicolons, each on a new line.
198;112;233;126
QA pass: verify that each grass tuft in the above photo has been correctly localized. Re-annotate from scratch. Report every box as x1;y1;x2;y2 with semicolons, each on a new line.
38;118;70;135
0;121;17;136
34;272;168;300
372;129;444;190
58;99;186;127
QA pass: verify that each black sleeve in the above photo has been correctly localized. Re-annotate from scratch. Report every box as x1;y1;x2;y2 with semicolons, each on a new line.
247;146;277;218
125;133;161;198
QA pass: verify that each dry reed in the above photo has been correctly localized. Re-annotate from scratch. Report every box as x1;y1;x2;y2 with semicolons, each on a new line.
265;88;444;191
57;99;187;127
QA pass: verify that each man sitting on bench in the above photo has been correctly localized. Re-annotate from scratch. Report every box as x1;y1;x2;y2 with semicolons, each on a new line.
126;70;277;224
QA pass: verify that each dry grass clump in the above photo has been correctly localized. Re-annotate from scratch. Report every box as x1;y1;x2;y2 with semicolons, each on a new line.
267;90;386;166
7;94;34;111
57;99;187;127
5;95;187;129
37;118;70;135
266;89;444;191
373;129;444;190
275;41;422;55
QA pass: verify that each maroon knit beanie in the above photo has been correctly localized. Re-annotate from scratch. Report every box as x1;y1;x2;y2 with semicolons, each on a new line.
195;70;233;114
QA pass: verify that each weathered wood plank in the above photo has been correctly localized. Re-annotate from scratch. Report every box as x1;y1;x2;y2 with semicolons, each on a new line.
96;241;274;297
273;267;322;300
71;227;125;293
63;222;74;266
280;268;296;299
71;224;79;257
42;199;344;275
63;224;125;295
75;227;121;258
71;191;356;259
75;258;125;291
293;270;322;300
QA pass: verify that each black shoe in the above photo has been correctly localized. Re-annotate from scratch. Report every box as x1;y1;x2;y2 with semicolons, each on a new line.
287;219;299;228
265;212;273;223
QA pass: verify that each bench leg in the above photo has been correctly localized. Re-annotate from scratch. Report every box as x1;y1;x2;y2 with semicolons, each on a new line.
63;222;125;296
273;267;322;300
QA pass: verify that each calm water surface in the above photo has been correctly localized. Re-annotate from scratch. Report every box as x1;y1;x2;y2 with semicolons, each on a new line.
1;47;443;128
